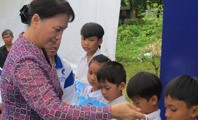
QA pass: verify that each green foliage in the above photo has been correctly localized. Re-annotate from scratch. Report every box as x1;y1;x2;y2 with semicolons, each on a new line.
119;19;144;26
121;59;160;101
116;18;162;60
116;3;163;76
121;0;163;18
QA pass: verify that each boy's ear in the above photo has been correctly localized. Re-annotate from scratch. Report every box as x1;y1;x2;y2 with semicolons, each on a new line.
119;82;126;90
99;38;103;45
190;105;198;118
150;95;158;105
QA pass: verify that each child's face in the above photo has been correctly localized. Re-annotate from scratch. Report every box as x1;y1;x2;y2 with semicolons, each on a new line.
87;61;100;90
131;96;156;114
100;80;123;102
165;95;197;120
81;36;102;54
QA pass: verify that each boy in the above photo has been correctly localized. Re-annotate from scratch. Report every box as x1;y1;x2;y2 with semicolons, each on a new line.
164;74;198;120
127;72;162;120
0;29;14;68
75;22;104;83
97;61;126;105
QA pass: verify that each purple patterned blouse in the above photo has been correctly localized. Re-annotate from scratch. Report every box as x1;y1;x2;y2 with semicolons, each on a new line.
1;33;111;120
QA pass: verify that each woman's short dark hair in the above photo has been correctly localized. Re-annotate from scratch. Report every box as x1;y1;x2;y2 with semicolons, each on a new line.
81;22;104;39
20;0;75;25
127;72;162;101
165;74;198;108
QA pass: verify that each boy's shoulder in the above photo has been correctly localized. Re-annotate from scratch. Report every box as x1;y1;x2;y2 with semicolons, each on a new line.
145;109;161;120
108;95;126;105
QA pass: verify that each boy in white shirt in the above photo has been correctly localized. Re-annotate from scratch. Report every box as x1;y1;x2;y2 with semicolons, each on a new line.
83;54;110;103
75;22;104;83
127;71;162;120
97;61;127;106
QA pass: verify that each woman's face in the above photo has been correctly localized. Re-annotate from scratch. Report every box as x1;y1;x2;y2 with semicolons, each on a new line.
32;13;69;50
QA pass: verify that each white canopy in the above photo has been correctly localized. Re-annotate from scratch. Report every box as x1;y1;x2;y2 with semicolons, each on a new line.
0;0;121;70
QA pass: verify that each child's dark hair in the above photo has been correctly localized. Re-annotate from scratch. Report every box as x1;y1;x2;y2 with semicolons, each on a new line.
89;54;110;66
127;72;162;101
165;74;198;108
97;61;126;86
81;22;104;39
20;0;75;25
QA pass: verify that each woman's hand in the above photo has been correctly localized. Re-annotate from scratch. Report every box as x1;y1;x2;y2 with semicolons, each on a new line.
111;102;146;120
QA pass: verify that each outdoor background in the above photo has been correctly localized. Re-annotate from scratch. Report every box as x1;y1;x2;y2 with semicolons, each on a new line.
117;0;163;99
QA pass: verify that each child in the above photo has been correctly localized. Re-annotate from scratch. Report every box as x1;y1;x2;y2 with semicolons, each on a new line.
83;54;110;103
75;22;104;83
46;34;75;103
97;61;126;105
127;71;162;120
164;74;198;120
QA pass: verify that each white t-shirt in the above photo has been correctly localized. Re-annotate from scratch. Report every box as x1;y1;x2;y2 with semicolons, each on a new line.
75;48;102;83
108;95;126;120
144;109;161;120
108;94;126;105
83;85;107;103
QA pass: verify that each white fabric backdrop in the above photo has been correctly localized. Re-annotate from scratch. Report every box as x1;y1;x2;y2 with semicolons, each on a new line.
0;0;121;70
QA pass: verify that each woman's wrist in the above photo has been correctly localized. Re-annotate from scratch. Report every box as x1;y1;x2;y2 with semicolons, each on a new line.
110;104;120;119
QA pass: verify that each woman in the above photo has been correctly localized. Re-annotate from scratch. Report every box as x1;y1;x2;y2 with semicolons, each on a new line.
1;0;145;119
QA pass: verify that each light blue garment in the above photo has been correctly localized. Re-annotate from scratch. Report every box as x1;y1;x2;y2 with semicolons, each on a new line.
71;81;107;107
